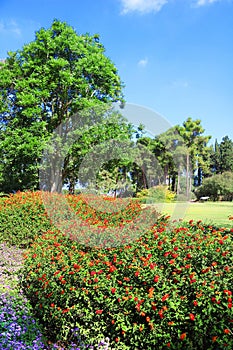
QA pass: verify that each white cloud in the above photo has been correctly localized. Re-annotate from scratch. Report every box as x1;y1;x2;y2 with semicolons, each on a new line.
120;0;168;14
0;19;21;36
171;80;189;88
195;0;221;6
138;57;148;67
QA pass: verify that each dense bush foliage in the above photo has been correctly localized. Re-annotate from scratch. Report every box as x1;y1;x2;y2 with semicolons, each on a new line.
0;191;142;248
1;191;232;349
21;217;233;349
136;185;176;204
195;172;233;201
0;191;54;248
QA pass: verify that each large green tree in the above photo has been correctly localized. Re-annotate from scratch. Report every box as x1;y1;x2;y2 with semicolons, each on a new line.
219;136;233;173
176;118;211;194
210;136;233;175
0;20;125;192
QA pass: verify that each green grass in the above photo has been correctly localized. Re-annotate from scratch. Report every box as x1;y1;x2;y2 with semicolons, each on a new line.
144;201;233;228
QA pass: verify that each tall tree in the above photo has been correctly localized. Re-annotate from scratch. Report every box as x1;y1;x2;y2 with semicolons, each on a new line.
176;118;211;195
210;139;221;174
219;136;233;173
0;20;124;192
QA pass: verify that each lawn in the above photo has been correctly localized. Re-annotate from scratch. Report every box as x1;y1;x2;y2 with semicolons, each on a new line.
144;201;233;228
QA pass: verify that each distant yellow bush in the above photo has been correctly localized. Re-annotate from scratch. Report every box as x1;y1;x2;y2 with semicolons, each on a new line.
136;185;176;203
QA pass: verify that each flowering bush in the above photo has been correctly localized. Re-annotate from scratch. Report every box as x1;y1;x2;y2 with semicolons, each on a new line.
0;191;142;248
21;216;233;349
136;185;176;203
0;191;53;248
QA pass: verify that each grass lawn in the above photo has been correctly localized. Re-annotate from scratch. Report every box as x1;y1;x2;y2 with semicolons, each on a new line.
145;201;233;228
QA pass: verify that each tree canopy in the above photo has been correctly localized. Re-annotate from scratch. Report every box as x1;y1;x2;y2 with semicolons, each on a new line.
0;20;126;192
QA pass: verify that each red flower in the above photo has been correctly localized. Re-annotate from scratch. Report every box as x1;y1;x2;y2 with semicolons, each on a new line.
124;277;130;282
162;294;169;302
180;333;186;340
158;310;164;319
224;329;230;334
154;275;159;283
228;303;232;308
62;308;69;313
189;313;195;321
95;309;103;314
224;290;232;296
109;265;117;273
193;300;198;306
111;288;116;294
32;254;37;258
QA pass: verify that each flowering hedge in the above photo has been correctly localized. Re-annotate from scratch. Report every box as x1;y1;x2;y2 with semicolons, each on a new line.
0;191;143;248
21;216;233;349
0;191;53;247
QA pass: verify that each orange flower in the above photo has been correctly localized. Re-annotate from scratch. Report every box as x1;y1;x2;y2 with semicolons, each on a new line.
62;308;69;313
180;333;186;340
224;329;230;334
95;309;103;314
189;313;195;321
162;293;169;302
154;275;159;283
212;336;218;342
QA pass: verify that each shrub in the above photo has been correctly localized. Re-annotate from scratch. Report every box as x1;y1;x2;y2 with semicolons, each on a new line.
0;191;54;248
0;191;142;248
21;218;233;350
195;172;233;201
136;185;176;204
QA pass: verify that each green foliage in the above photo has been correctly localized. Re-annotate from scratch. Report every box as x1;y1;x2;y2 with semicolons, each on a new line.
0;191;53;247
136;185;176;203
0;19;125;193
195;171;233;201
219;136;233;173
210;136;233;174
21;218;233;349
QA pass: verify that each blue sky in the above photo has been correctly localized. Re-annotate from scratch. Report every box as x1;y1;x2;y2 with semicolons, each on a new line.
0;0;233;143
